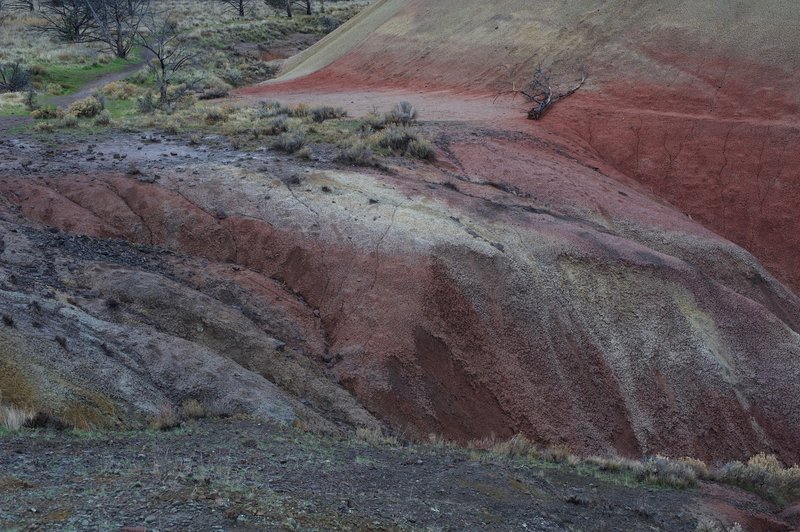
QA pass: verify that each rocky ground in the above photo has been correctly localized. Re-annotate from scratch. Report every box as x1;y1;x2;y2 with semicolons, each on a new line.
0;418;789;531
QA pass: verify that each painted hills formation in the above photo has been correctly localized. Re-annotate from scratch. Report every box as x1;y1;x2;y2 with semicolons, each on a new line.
2;0;799;465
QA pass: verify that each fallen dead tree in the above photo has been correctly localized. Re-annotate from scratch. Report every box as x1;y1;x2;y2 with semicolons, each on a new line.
497;65;586;119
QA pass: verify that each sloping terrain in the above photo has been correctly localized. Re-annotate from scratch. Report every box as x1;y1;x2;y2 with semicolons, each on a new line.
246;0;800;292
2;127;800;467
2;0;799;482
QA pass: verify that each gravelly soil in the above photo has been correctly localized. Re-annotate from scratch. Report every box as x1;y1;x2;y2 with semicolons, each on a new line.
0;418;734;531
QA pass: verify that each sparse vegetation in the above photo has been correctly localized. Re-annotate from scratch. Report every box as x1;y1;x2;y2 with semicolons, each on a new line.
272;131;306;153
0;391;34;431
336;140;374;166
714;452;800;505
181;399;206;419
149;402;181;431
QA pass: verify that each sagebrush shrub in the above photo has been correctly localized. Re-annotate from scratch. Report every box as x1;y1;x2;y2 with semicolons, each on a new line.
387;101;417;125
336;141;374;166
273;132;305;153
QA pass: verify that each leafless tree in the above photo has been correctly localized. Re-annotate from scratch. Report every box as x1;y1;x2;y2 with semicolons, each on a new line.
219;0;253;17
0;61;32;92
263;0;311;18
138;9;197;109
498;65;586;120
84;0;150;58
37;0;95;42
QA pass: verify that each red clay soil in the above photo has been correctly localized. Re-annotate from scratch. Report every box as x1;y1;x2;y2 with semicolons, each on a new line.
240;0;800;293
238;0;800;463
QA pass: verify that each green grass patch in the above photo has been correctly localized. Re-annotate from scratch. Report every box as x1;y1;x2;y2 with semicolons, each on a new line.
35;48;142;96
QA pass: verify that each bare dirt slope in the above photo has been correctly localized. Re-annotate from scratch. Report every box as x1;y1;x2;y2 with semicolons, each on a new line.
244;0;800;293
3;0;800;478
3;126;800;467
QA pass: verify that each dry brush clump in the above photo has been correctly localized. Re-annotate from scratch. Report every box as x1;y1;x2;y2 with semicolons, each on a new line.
335;140;375;166
149;403;182;431
181;399;206;419
355;427;399;447
714;452;800;504
67;94;104;117
0;391;35;432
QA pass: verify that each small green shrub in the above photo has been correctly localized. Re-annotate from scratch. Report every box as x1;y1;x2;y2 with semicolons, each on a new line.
256;100;292;118
637;455;698;488
714;453;800;504
204;107;229;124
34;122;54;132
360;112;386;131
100;81;137;99
136;91;156;114
376;125;418;152
30;106;63;120
57;115;79;128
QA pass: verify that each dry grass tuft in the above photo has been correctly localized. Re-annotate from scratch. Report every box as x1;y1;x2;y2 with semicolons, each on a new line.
0;402;34;431
181;399;206;419
355;427;399;447
149;403;182;431
100;81;138;100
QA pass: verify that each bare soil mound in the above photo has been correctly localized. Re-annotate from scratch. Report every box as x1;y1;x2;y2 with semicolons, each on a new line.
3;131;800;467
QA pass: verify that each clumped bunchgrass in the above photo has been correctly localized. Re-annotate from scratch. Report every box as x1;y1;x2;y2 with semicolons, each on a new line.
336;141;375;166
0;391;35;432
149;403;181;431
272;131;306;153
355;427;399;447
181;399;206;419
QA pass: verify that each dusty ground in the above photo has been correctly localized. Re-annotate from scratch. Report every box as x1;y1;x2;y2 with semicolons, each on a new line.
0;418;791;531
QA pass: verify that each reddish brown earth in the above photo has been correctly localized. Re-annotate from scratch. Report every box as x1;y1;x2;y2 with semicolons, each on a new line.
3;0;800;485
242;0;800;292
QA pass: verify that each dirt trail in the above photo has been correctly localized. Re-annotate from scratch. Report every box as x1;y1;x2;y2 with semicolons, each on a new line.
0;51;149;132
